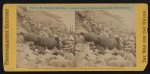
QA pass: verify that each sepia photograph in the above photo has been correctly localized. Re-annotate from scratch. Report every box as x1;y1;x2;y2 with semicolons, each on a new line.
16;6;76;68
75;10;136;67
16;6;136;68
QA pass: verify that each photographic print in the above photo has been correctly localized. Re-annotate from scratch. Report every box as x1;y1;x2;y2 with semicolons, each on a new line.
16;6;75;68
75;10;136;67
16;6;136;68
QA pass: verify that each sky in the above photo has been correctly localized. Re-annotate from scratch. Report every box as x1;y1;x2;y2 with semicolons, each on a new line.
45;6;135;33
108;9;136;33
46;11;75;32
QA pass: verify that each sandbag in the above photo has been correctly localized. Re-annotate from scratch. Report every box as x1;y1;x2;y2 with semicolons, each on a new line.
20;32;38;42
80;32;99;42
35;36;59;50
97;37;121;50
